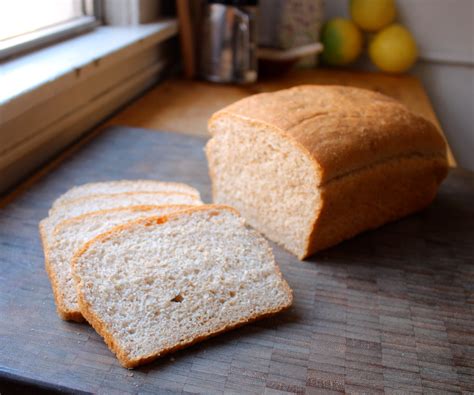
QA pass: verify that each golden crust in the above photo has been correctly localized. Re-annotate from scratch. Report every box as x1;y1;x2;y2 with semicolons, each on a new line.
39;220;85;322
72;205;293;368
209;85;448;185
302;156;448;258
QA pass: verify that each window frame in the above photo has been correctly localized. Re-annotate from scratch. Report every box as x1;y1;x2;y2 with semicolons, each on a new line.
0;0;103;61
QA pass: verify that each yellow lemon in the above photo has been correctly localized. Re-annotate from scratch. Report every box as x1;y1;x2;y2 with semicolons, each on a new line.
369;24;418;73
321;18;363;66
351;0;396;32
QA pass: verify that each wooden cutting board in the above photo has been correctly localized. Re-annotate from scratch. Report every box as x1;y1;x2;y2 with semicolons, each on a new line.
0;127;472;394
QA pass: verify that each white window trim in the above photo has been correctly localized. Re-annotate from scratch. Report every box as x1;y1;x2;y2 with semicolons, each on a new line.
0;0;102;61
0;16;100;61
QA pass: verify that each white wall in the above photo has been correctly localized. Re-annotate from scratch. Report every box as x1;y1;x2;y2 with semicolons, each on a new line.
325;0;474;170
412;62;474;170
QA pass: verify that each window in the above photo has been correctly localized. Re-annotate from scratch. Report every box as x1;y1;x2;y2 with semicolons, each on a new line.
0;0;101;60
0;0;177;194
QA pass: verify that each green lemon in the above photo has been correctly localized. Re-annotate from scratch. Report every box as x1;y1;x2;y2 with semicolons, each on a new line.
350;0;396;32
369;24;418;73
321;18;363;66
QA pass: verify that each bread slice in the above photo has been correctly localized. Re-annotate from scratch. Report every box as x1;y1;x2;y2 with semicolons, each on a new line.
41;191;202;245
206;85;448;259
39;192;202;320
72;205;293;368
52;180;201;208
45;205;193;322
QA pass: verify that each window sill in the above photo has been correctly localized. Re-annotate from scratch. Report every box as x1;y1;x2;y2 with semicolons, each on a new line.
0;19;177;123
0;19;178;194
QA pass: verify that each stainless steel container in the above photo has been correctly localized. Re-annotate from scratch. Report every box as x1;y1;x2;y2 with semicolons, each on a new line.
199;0;258;84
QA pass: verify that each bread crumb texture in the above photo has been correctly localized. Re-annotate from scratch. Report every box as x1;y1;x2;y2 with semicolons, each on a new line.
73;206;292;368
48;205;192;320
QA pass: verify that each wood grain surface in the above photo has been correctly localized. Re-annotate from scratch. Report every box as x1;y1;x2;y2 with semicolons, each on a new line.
104;69;456;165
0;127;472;394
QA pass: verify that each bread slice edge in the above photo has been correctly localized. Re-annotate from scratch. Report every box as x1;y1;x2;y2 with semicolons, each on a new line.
39;219;85;322
53;180;201;208
49;191;202;216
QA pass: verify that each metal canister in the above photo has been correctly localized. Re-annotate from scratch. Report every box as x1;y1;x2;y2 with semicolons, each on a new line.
199;0;258;84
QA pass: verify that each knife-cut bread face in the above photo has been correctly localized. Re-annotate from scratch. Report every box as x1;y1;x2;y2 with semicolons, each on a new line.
39;189;203;321
43;205;193;322
72;205;292;368
206;85;448;259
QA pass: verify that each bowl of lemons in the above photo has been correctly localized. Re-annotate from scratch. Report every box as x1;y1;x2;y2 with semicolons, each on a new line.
321;0;418;73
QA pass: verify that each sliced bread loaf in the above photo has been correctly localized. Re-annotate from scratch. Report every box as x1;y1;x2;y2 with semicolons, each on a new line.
45;205;193;322
72;205;293;368
206;85;448;258
52;180;201;208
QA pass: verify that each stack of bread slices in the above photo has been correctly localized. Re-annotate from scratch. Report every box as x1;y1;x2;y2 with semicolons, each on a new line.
39;180;292;368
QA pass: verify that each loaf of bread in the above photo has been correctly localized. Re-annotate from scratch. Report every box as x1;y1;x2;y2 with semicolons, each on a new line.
206;85;448;259
72;205;292;368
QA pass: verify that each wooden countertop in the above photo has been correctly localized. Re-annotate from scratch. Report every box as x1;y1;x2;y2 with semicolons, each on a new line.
105;68;456;165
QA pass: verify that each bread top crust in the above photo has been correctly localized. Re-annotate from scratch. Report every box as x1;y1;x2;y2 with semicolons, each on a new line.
209;85;448;184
